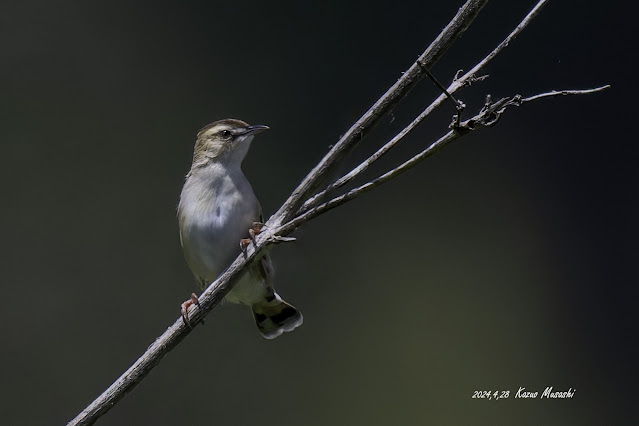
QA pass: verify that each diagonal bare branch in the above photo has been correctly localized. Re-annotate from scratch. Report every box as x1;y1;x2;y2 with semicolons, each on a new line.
66;2;608;425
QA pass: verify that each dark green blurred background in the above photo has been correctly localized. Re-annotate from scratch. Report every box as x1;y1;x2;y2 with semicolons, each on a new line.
1;1;636;425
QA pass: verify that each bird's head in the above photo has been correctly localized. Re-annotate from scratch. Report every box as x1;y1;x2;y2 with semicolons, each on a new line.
191;119;269;169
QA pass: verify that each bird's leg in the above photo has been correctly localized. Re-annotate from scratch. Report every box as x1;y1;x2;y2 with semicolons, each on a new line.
240;222;266;256
181;293;201;328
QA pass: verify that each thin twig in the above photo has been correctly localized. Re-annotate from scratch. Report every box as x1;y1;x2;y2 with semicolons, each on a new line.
298;0;549;215
520;86;611;102
280;85;609;234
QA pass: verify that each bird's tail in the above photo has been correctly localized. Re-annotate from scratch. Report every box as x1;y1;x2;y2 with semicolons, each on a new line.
251;293;303;339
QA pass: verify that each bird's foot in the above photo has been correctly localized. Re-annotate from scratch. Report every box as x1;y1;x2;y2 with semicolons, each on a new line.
251;222;265;236
181;293;202;328
240;222;265;256
240;238;252;256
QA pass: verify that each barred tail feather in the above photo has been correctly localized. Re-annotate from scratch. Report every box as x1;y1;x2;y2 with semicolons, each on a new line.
252;294;303;339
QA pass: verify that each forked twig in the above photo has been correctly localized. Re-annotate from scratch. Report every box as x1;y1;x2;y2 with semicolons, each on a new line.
299;0;550;215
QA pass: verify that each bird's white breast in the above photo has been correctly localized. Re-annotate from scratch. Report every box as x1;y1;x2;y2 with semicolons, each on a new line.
178;163;260;286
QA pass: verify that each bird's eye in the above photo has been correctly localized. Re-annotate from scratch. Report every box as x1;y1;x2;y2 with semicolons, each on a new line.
220;130;232;139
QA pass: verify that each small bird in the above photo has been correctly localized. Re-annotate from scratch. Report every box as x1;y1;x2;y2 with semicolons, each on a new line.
178;119;303;339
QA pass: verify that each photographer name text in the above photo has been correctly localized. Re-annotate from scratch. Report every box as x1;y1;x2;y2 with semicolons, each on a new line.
472;387;575;400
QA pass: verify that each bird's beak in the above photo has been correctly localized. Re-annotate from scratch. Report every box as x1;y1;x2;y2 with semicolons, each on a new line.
244;125;270;135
